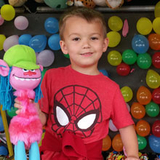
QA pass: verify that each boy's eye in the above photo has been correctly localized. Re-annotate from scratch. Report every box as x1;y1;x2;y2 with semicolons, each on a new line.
73;37;80;41
91;37;98;40
22;69;29;72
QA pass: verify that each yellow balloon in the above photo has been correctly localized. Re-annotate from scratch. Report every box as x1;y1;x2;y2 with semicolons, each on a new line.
155;1;160;18
136;17;152;35
121;86;133;102
146;69;160;89
107;31;121;47
107;50;122;66
153;17;160;34
0;34;6;50
108;16;123;31
0;4;15;21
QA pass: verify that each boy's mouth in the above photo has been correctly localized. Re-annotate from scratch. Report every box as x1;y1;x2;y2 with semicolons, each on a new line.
80;52;93;56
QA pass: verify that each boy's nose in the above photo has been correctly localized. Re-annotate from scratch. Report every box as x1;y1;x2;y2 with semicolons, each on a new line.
83;40;90;48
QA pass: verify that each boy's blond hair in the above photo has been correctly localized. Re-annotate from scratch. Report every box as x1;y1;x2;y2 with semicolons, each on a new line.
59;7;107;40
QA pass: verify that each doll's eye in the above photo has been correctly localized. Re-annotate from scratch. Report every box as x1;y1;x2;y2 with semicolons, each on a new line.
30;69;35;72
22;69;29;72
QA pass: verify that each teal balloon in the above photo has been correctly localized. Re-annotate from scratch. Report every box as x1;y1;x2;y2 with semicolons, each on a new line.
7;107;17;118
0;0;5;7
146;101;159;117
44;0;67;9
137;134;147;150
137;53;152;69
122;49;137;65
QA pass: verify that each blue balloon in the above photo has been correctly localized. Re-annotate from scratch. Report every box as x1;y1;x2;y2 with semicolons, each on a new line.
19;34;32;46
0;115;4;132
48;34;61;51
44;17;59;34
29;35;47;52
99;69;109;77
131;34;149;54
149;135;160;154
0;146;8;156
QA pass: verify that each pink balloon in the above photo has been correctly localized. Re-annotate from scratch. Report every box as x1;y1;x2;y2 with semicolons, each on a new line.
14;16;29;30
3;35;19;51
37;50;55;67
0;15;4;26
109;119;118;132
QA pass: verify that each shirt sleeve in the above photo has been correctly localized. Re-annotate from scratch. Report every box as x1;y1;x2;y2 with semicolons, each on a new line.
110;86;134;129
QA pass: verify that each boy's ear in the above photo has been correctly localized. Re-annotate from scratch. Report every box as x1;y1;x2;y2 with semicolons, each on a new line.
39;64;43;72
0;60;10;76
60;40;68;55
103;38;109;52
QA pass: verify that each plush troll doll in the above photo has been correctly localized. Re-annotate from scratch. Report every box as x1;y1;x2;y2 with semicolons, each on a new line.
0;45;43;160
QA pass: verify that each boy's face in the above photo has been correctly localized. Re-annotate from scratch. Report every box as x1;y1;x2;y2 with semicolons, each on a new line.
60;16;108;71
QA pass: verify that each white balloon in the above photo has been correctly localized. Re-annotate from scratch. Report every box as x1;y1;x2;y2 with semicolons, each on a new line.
109;119;118;132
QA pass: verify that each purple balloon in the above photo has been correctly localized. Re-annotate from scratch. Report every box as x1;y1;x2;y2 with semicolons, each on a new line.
14;16;29;30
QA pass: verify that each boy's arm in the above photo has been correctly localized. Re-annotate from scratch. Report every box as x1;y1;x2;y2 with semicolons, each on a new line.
119;125;139;160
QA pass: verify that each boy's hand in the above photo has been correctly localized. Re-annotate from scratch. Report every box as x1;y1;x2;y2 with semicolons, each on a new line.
14;98;23;114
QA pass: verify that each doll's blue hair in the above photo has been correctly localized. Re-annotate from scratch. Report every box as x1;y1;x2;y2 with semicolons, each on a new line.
0;67;43;110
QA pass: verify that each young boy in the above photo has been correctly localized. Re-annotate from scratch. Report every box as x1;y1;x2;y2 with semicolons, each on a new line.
15;7;139;160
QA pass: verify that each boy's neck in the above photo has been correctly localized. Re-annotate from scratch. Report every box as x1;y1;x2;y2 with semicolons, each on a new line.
70;64;100;76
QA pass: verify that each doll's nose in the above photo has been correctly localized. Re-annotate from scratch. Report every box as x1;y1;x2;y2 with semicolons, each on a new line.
24;70;36;76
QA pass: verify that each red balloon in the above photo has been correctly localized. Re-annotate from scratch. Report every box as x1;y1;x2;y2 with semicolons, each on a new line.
116;63;130;76
148;33;160;50
152;87;160;104
152;120;160;137
152;52;160;68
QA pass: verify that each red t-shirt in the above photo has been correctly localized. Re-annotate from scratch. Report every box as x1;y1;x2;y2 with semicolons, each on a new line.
39;65;134;145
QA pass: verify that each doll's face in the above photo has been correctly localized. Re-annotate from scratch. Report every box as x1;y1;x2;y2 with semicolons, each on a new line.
10;66;41;90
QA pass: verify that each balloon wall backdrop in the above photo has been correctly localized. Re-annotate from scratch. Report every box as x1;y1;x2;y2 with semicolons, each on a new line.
0;1;160;156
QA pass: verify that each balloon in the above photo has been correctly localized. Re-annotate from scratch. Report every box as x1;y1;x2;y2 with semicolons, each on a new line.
107;31;121;47
131;102;145;119
149;135;160;154
136;86;152;105
0;15;4;26
0;146;8;156
99;69;109;77
37;50;55;67
29;35;47;52
108;16;123;31
146;69;160;89
155;1;160;17
148;33;160;50
137;53;152;69
126;103;131;112
112;134;123;152
48;34;61;51
146;101;160;117
0;34;6;50
0;0;5;7
107;50;122;66
136;17;152;35
136;120;151;137
14;16;29;30
41;68;47;79
44;17;59;34
0;115;4;132
7;107;17;118
0;4;15;21
153;17;160;34
122;49;137;65
109;119;118;132
121;86;133;102
152;88;160;104
44;0;67;9
152;120;160;137
132;34;149;54
3;35;19;51
137;134;147;150
152;52;160;69
102;135;111;151
19;34;32;46
116;63;130;76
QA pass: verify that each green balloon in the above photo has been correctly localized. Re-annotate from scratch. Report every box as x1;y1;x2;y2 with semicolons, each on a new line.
7;107;17;118
122;49;137;65
137;53;152;69
42;68;47;79
137;134;147;150
146;101;159;117
44;0;67;9
63;54;70;59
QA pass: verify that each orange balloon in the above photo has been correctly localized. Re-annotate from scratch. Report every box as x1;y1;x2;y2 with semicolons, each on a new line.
131;102;146;119
112;134;123;152
136;86;152;105
148;33;160;50
102;135;111;151
136;120;151;137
